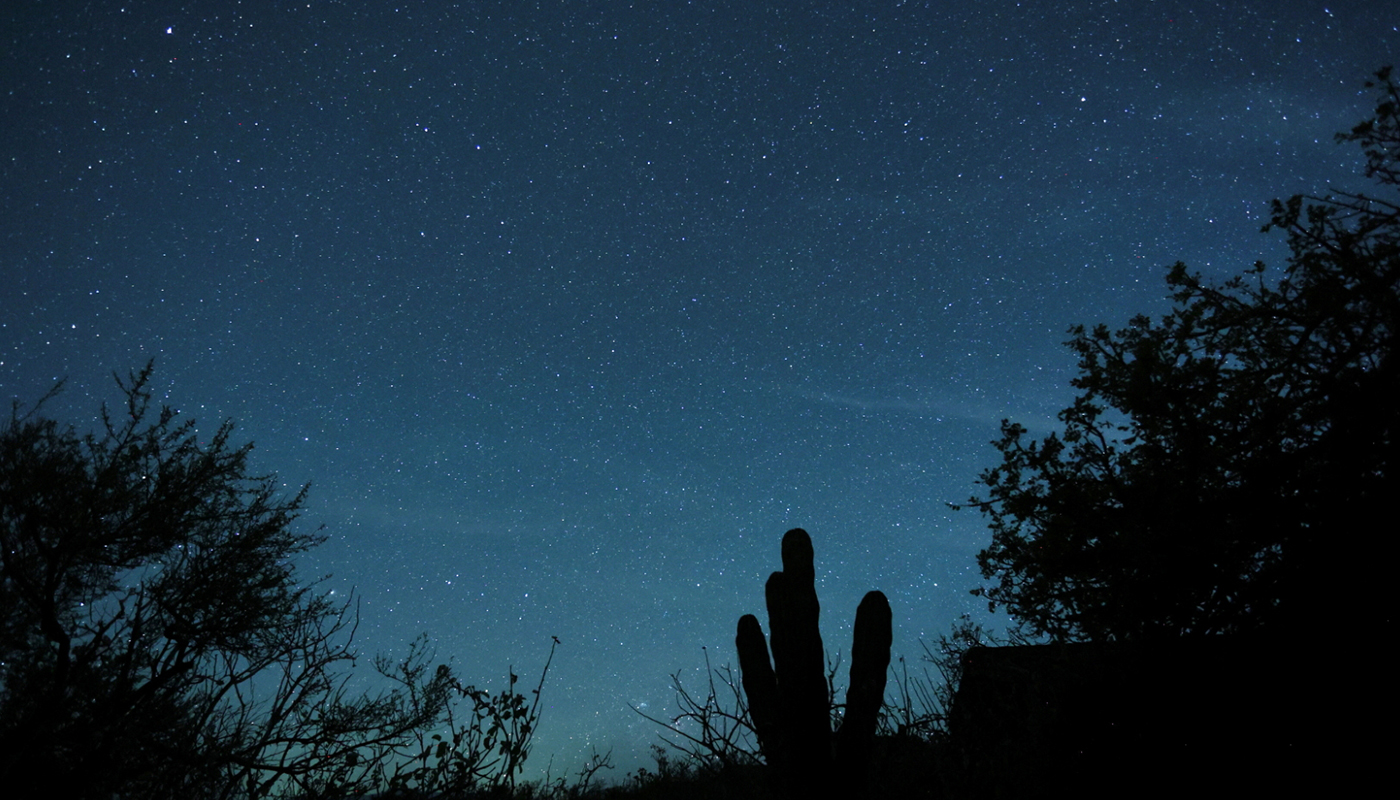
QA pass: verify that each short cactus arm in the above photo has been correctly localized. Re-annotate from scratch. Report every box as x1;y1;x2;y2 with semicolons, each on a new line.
736;613;778;752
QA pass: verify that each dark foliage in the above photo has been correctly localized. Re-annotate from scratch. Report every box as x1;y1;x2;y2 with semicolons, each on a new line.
0;365;550;799
963;68;1400;641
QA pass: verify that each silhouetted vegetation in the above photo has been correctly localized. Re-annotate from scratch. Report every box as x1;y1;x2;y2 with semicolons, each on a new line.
732;528;891;799
634;638;953;800
961;67;1400;643
0;365;553;799
4;67;1393;800
632;650;764;773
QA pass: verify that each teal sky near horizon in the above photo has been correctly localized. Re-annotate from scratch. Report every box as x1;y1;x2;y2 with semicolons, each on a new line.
3;0;1396;779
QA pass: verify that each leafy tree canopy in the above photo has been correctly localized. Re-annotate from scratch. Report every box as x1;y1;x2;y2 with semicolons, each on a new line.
965;68;1399;642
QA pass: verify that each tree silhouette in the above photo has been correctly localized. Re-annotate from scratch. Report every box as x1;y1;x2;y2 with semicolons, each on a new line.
0;365;548;799
963;68;1399;642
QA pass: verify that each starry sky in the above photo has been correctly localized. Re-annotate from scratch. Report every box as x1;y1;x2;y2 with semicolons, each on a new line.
3;0;1396;780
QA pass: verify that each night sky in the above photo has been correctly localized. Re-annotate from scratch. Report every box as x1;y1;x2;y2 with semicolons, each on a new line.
4;0;1396;779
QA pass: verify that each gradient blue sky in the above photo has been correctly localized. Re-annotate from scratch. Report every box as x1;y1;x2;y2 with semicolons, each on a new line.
4;0;1395;779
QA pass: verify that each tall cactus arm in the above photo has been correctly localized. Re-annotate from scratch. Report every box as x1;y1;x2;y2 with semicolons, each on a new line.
836;590;892;794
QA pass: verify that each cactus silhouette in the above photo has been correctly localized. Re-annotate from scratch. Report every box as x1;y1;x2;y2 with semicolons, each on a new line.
735;528;892;799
